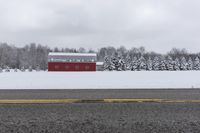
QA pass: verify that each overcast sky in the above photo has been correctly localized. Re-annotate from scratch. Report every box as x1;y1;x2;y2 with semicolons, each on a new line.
0;0;200;53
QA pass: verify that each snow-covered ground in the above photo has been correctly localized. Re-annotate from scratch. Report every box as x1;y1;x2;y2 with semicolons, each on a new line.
0;71;200;89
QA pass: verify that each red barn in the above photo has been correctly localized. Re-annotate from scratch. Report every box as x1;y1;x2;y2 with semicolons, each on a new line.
48;52;97;71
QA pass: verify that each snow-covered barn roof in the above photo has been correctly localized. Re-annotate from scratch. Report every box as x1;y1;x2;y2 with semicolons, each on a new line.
48;52;97;63
48;52;96;57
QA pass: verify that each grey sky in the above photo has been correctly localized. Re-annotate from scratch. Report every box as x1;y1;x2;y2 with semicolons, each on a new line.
0;0;200;53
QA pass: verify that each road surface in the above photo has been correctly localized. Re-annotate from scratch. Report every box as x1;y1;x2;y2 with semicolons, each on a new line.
0;89;200;100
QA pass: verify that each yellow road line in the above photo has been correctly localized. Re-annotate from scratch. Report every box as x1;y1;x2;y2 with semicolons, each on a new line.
0;99;199;104
103;99;162;103
0;99;81;104
161;100;200;103
104;99;200;103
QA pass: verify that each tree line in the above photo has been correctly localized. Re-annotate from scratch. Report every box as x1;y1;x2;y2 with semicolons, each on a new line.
101;46;200;71
103;54;200;71
0;43;199;71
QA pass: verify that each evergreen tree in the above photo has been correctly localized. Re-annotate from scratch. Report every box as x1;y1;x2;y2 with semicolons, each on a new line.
131;56;138;71
180;57;187;70
28;66;33;72
36;65;40;71
103;56;113;71
111;56;121;71
159;60;166;71
166;56;174;71
14;68;17;72
119;57;126;71
174;58;180;71
194;57;200;70
137;57;141;70
21;66;25;72
5;66;10;72
187;57;193;70
125;54;131;70
146;58;153;71
138;56;147;71
152;56;160;71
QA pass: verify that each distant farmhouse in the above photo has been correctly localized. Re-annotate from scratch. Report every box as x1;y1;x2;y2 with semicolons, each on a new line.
48;52;99;71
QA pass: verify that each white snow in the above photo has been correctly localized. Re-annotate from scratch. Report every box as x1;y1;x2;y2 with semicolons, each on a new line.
0;71;200;89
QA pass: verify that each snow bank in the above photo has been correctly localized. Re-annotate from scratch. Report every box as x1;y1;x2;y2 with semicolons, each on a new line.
0;71;200;89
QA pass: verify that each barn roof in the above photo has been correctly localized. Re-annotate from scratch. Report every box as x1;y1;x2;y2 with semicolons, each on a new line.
48;52;96;57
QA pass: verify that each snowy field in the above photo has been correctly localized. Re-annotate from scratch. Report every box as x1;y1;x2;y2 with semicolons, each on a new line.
0;71;200;89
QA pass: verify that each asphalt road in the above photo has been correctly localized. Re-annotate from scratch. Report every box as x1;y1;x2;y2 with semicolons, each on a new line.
0;89;199;100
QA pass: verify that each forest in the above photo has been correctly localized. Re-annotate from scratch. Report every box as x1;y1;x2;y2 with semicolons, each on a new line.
0;43;199;71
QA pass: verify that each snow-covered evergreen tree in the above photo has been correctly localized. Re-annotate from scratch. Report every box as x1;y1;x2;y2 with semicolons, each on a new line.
111;56;121;71
194;57;200;70
180;57;187;70
125;54;132;70
166;56;174;71
119;57;126;71
14;68;18;72
146;58;153;71
28;66;33;72
187;57;193;70
0;67;2;72
36;65;40;71
159;60;166;71
174;58;180;71
152;56;160;71
5;66;10;72
116;53;126;71
131;56;138;71
21;66;25;72
103;56;113;71
138;56;147;71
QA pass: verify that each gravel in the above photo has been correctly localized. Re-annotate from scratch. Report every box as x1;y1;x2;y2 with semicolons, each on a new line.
1;103;200;133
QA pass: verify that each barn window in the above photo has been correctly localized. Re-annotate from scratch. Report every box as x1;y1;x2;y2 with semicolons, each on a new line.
65;65;70;70
85;65;90;70
75;65;79;70
55;65;59;70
